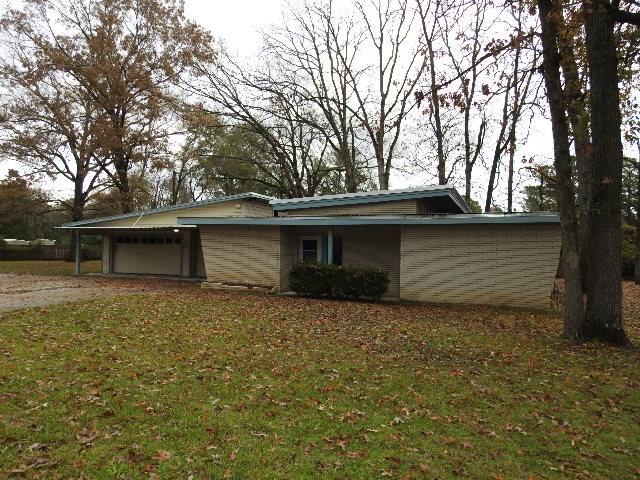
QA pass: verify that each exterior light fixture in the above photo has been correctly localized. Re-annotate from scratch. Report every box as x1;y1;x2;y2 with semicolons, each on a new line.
173;229;179;233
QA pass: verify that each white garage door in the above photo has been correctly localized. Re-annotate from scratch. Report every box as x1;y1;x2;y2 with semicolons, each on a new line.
113;234;183;276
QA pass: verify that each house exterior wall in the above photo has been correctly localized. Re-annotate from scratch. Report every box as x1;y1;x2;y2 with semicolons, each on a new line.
400;224;562;309
200;226;281;289
278;226;401;299
277;199;418;216
90;199;271;228
342;226;401;299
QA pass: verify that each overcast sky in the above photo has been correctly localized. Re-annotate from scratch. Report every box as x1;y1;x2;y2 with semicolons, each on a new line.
1;0;560;208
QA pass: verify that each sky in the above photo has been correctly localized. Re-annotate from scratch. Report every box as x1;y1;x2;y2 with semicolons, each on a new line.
0;0;561;208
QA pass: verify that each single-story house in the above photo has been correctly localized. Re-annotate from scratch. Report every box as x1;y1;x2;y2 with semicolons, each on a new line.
61;185;562;309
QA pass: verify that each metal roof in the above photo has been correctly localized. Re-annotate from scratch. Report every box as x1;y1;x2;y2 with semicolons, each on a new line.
60;192;274;228
177;213;560;227
269;185;471;213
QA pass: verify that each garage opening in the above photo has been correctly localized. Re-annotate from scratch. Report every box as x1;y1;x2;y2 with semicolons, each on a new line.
113;233;183;276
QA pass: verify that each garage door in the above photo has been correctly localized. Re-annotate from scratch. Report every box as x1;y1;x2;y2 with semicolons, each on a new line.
113;234;183;276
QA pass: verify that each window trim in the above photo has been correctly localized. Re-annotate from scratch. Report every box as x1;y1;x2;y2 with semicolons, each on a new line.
299;235;323;262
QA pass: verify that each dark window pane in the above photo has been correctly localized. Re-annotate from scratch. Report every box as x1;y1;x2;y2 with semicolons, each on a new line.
157;237;165;244
132;237;140;244
149;237;157;244
333;237;343;265
174;237;182;244
302;249;317;261
302;239;317;250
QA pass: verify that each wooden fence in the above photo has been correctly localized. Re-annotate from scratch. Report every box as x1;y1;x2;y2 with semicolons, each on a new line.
0;246;101;261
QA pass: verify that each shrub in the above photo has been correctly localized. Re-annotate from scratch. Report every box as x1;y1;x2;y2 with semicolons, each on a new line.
0;237;6;249
289;261;389;300
289;261;333;296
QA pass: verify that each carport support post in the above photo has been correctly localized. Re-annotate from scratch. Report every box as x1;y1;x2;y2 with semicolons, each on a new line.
74;230;81;275
327;227;333;265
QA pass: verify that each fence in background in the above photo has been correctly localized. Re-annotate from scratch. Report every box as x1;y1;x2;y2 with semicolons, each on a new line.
0;246;101;261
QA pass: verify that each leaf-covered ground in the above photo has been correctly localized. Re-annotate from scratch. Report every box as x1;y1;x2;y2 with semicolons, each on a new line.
0;260;102;276
1;282;639;479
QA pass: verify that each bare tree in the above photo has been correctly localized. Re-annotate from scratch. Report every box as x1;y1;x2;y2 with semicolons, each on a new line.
263;0;369;192
189;53;333;198
437;0;489;201
484;19;541;213
346;0;428;190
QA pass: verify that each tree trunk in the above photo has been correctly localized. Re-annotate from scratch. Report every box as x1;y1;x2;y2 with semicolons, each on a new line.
556;6;591;292
538;0;583;341
635;141;640;284
507;139;515;213
582;0;629;345
68;173;87;262
426;37;446;185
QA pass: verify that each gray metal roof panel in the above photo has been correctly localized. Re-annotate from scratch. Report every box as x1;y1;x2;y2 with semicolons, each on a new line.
270;185;472;213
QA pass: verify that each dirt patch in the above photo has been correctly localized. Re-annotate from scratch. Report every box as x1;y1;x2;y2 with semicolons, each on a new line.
0;273;199;312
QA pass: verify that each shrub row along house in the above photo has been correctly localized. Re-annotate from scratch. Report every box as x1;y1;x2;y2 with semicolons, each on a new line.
61;185;561;309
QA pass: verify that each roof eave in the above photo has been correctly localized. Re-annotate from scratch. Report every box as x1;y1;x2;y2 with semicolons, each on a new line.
59;192;274;228
270;188;470;212
178;214;560;227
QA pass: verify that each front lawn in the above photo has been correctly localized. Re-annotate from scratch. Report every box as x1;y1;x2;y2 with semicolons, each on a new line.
0;260;102;276
1;285;639;479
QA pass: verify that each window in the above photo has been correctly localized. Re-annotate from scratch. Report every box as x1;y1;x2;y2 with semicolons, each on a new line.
299;236;322;262
114;233;182;245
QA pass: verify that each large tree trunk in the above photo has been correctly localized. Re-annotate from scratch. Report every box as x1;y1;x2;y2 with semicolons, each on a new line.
582;0;629;345
555;7;592;292
636;142;640;285
538;0;583;341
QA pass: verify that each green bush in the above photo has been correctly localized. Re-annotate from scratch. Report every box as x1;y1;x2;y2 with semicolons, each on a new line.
0;237;6;249
289;261;389;300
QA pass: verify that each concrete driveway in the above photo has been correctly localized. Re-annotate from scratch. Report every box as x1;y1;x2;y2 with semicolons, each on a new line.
0;273;197;312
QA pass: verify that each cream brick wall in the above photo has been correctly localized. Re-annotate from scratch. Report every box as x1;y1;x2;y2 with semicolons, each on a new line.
400;225;562;309
342;226;401;299
200;226;281;289
278;200;418;216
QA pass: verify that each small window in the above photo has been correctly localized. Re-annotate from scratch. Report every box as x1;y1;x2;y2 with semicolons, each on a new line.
141;237;148;244
299;236;322;262
174;236;182;244
149;237;157;244
132;236;140;244
116;236;124;244
157;237;165;244
123;236;132;244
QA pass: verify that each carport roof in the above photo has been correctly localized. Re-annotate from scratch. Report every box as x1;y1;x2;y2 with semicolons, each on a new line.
59;192;274;229
177;212;560;226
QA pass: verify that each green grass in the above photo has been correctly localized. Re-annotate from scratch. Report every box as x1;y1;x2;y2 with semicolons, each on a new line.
1;285;639;479
0;260;102;275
